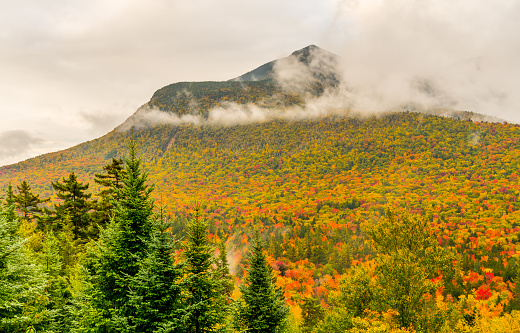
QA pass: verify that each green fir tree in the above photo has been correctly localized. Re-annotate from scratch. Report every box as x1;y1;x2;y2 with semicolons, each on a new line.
183;205;228;333
0;205;47;332
127;218;186;332
80;141;156;331
216;239;234;300
94;158;126;227
234;231;289;333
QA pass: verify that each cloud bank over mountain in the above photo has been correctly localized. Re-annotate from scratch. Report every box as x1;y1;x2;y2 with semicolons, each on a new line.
1;0;519;165
332;0;520;119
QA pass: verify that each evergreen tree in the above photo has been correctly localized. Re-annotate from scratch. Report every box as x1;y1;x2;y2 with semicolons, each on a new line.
0;205;47;332
3;183;15;207
94;158;126;227
234;231;289;333
94;158;125;192
13;181;46;223
216;239;234;300
38;231;75;333
80;142;156;331
51;173;95;240
183;205;228;333
127;218;185;333
2;183;17;222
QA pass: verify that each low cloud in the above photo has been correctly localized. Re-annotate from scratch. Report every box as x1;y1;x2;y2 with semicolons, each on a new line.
117;105;202;131
0;130;44;158
0;130;47;166
117;88;358;131
208;103;268;126
329;0;520;122
79;106;133;135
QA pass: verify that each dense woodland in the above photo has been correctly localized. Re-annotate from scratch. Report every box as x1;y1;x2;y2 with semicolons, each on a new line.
3;111;520;332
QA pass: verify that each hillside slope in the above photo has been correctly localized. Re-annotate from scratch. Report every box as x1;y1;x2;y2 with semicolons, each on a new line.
1;46;520;306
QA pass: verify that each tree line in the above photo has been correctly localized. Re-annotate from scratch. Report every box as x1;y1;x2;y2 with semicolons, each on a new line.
0;142;288;332
3;139;520;332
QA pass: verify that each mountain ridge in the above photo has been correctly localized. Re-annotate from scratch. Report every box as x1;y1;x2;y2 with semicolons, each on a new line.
229;44;339;82
0;44;507;172
2;45;520;329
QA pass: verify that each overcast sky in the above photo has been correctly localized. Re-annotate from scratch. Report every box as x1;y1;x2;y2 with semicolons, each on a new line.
1;0;519;166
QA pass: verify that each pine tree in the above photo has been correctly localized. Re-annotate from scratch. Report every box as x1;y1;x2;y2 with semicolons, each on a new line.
111;142;154;259
13;181;46;223
3;183;14;206
234;231;289;333
38;231;74;333
94;158;125;192
51;173;95;240
183;205;228;333
2;183;17;222
93;158;126;227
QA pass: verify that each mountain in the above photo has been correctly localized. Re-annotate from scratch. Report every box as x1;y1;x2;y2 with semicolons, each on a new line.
4;45;520;330
117;44;500;132
2;45;520;301
117;45;341;130
230;44;340;83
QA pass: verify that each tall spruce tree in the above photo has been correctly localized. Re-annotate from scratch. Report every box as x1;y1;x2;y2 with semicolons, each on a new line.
183;206;228;333
38;230;74;333
216;240;234;300
3;183;15;206
2;183;17;222
127;218;185;332
51;173;95;240
81;141;156;331
234;231;289;333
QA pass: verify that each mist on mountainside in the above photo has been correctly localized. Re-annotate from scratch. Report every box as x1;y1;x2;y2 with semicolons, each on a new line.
331;0;520;121
118;42;506;132
118;1;519;131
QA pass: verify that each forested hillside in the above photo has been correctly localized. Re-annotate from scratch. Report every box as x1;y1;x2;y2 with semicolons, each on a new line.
2;111;520;331
2;45;520;331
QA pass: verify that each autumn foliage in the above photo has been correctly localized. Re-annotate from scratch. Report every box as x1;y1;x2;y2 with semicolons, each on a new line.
2;111;520;331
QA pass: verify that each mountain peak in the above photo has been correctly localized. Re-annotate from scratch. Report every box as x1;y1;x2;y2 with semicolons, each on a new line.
289;44;335;64
230;45;340;82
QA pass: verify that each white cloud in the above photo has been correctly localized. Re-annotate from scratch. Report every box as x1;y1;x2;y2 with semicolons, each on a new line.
332;0;520;121
0;130;45;166
0;0;339;165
